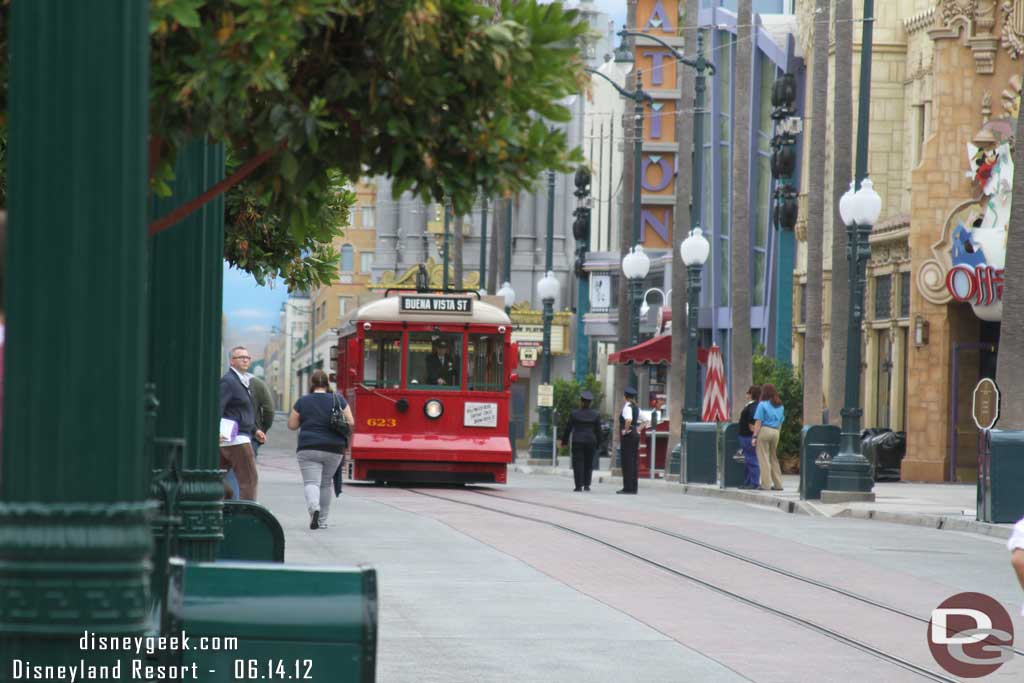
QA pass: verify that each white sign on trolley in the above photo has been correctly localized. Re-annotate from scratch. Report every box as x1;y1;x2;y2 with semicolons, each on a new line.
464;402;498;428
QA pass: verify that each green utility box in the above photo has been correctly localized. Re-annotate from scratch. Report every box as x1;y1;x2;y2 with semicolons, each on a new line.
683;422;718;484
800;425;840;500
717;423;746;489
218;500;285;562
979;430;1024;524
168;560;378;683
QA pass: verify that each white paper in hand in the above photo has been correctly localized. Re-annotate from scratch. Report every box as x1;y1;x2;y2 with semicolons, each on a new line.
219;418;238;443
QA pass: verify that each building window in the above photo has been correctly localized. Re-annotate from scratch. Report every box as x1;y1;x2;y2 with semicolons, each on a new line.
875;274;892;320
799;285;806;324
339;296;352;318
360;206;375;229
360;251;375;273
320;302;327;324
899;271;911;318
340;244;355;273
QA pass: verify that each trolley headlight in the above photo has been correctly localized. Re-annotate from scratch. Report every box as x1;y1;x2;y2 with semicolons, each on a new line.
424;399;444;419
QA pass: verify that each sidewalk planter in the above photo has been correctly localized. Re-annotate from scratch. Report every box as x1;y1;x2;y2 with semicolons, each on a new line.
979;430;1024;524
717;422;746;489
800;425;840;500
169;559;378;683
683;422;717;484
218;500;286;563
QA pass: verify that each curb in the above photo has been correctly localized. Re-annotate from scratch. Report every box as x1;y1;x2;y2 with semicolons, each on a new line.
512;462;1011;539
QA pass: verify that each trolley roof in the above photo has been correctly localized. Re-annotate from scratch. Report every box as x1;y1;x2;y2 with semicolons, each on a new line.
344;293;511;328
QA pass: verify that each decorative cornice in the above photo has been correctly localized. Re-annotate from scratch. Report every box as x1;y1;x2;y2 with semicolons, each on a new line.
904;8;937;34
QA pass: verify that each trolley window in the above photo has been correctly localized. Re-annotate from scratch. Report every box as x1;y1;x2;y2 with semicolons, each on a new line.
467;333;504;392
407;332;462;390
362;332;402;388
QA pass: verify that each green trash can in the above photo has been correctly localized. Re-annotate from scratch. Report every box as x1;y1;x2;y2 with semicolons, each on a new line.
683;422;717;484
800;425;840;500
717;423;746;489
168;559;377;682
981;430;1024;523
219;500;285;562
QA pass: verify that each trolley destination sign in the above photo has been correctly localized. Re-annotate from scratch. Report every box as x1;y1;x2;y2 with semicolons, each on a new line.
399;295;473;315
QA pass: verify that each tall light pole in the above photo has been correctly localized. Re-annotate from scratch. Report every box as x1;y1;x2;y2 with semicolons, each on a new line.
680;229;710;428
616;29;715;475
479;198;488;292
622;246;651;348
529;164;560;461
442;197;452;291
824;180;880;500
573;168;593;382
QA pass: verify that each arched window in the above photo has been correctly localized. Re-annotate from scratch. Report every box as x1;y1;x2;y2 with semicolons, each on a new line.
340;244;354;273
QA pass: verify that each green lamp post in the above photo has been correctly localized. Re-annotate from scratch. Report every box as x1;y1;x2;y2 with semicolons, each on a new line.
679;228;711;469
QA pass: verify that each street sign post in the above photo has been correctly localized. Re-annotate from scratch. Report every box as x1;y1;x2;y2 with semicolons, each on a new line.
537;384;554;408
972;378;1000;431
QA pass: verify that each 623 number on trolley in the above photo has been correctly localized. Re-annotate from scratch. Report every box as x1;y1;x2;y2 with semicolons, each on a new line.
366;418;397;428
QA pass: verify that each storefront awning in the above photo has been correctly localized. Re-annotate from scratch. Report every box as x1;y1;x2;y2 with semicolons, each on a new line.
608;334;671;366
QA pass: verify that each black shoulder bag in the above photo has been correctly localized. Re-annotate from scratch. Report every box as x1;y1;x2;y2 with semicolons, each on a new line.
329;393;351;439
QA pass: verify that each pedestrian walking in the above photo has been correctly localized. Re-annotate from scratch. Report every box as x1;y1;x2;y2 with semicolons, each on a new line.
617;387;640;495
737;385;761;489
752;383;785;491
219;346;263;500
226;372;275;499
287;369;353;530
1009;517;1024;613
562;390;602;492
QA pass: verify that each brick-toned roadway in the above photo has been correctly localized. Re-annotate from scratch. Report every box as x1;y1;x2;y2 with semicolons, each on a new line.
255;428;1023;683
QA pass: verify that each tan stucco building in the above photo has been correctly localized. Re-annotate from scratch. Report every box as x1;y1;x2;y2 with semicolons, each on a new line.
793;0;1022;481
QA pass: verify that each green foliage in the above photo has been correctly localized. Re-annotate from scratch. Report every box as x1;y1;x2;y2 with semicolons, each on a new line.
0;0;589;289
752;347;803;458
551;374;604;456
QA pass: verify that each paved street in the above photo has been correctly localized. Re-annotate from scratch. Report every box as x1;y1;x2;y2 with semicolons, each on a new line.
256;423;1024;682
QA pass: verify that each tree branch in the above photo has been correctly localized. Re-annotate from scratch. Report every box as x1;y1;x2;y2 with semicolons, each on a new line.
148;142;286;236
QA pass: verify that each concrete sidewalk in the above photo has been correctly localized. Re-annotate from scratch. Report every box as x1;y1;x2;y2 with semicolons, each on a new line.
513;454;1014;539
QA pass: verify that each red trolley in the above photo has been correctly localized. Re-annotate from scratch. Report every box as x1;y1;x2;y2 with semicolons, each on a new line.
335;290;517;484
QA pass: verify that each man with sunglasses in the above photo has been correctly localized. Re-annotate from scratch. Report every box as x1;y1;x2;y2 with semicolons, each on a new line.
219;346;264;500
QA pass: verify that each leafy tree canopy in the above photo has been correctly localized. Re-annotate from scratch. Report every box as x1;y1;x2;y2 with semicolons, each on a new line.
0;0;588;289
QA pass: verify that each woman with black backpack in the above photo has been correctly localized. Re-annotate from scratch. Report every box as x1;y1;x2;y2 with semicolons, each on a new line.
287;369;354;530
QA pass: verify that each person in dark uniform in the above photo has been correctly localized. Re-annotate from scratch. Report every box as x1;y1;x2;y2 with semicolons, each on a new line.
562;390;602;492
425;339;457;385
737;385;761;489
617;387;640;494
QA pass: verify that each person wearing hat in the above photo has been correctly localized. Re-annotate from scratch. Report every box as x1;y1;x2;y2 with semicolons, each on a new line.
426;338;458;386
562;390;602;491
618;386;640;494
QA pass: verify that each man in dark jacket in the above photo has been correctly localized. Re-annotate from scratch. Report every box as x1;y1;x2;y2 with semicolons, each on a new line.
219;346;263;500
562;390;602;492
425;339;457;386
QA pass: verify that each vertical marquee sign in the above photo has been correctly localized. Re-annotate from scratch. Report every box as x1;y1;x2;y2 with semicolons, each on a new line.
637;0;682;250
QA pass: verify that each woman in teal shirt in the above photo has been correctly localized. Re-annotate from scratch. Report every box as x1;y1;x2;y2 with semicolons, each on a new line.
752;383;785;491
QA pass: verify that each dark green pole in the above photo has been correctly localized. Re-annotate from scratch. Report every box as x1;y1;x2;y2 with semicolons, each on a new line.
528;169;557;461
684;266;704;424
629;72;645;357
505;199;513;312
1;0;152;666
149;139;226;568
826;0;875;498
442;198;452;291
479;198;489;291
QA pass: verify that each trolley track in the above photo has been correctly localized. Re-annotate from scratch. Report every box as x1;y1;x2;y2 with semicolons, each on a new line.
467;488;1024;658
402;487;969;683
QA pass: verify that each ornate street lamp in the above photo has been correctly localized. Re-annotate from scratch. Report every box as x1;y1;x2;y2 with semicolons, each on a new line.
823;178;880;501
497;281;515;314
639;287;671;319
621;245;651;349
528;271;561;461
679;228;710;447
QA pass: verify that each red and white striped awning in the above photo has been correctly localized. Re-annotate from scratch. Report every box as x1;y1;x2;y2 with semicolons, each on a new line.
701;343;729;422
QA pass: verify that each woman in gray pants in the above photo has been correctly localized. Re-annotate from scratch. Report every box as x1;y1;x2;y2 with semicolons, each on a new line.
287;370;354;529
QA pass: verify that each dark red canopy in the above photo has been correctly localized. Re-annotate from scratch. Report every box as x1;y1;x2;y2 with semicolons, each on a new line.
608;334;672;366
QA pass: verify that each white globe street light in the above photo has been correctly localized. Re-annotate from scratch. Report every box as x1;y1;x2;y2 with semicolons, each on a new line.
680;227;711;267
536;271;560;302
851;177;882;226
839;181;856;227
621;246;651;348
497;281;516;310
